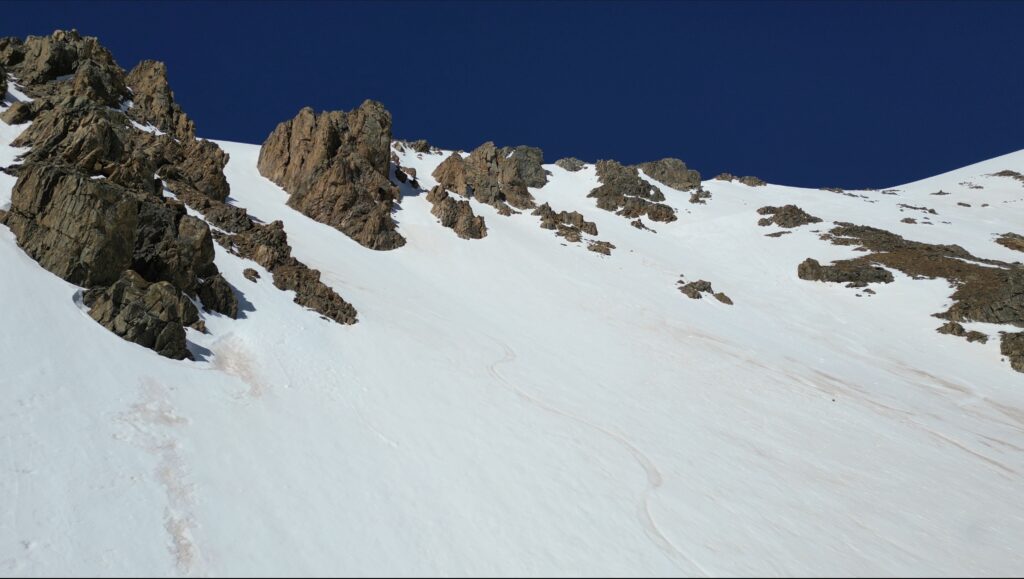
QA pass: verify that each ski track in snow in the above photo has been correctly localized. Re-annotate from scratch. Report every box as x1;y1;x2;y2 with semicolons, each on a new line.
485;339;711;577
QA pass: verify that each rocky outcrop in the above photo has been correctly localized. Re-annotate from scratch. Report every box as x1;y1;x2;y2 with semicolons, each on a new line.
425;185;487;240
555;157;585;172
1001;332;1024;372
991;170;1024;184
677;277;733;304
431;142;547;214
996;232;1024;253
688;189;712;204
801;222;1024;371
206;210;358;325
589;160;676;223
83;270;200;360
257;102;404;250
936;321;987;343
757;205;822;228
533;202;597;243
0;63;6;99
243;268;260;282
0;30;256;357
636;158;700;191
125;60;194;139
714;173;766;186
797;258;894;287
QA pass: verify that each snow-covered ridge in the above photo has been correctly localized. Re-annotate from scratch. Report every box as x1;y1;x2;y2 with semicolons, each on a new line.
4;96;1024;574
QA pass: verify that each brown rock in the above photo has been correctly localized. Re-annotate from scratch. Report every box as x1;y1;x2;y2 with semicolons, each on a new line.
1001;332;1024;371
257;101;404;250
426;185;487;240
589;160;676;223
797;257;893;287
636;158;701;191
125;60;195;140
83;269;199;360
757;205;822;228
243;268;260;282
996;233;1024;253
555;157;585;172
586;240;615;255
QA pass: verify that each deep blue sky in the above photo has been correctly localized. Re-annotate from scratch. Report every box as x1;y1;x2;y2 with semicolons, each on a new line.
2;1;1022;188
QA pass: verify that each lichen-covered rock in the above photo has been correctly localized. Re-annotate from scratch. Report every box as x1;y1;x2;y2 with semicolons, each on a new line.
258;101;404;250
555;157;585;172
83;270;199;360
636;158;701;191
797;258;894;287
125;60;195;140
757;205;822;228
589;160;676;223
426;185;487;240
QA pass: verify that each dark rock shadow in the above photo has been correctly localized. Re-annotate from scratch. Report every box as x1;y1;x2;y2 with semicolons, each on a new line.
186;341;213;362
232;281;256;319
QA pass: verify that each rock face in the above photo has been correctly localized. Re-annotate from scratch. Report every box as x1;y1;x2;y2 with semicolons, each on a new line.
757;205;823;228
425;185;487;240
797;258;894;287
636;158;700;191
589;160;676;223
83;270;199;360
431;142;547;214
257;102;404;250
0;30;356;355
555;157;585;172
533;202;597;243
125;60;194;139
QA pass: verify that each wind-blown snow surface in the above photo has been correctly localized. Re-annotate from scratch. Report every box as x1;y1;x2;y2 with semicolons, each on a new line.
3;117;1024;576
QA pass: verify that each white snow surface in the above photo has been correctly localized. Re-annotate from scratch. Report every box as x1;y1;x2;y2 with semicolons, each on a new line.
2;121;1024;576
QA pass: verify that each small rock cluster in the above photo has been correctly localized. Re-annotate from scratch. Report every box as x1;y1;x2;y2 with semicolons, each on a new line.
677;276;733;304
532;202;597;243
635;158;701;191
554;157;585;172
757;205;823;228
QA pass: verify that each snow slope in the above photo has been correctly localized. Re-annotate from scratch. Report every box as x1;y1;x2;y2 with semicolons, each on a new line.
2;105;1024;575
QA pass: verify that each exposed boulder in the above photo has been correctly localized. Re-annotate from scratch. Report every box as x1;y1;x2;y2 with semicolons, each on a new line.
83;270;199;360
432;153;471;197
636;158;701;191
797;257;894;287
688;189;711;204
991;170;1024;184
630;218;655;232
757;205;822;228
243;268;260;282
739;175;766;187
555;157;585;172
409;139;431;153
197;273;238;318
587;240;615;255
125;60;195;139
257;101;404;250
589;160;676;223
425;185;487;240
1;101;36;125
132;202;217;293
